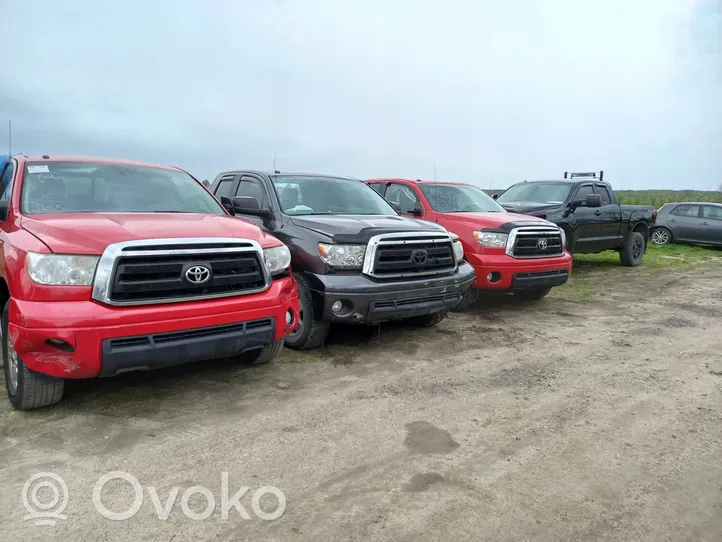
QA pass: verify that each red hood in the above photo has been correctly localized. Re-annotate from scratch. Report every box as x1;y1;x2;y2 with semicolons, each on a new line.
440;211;552;228
21;213;279;254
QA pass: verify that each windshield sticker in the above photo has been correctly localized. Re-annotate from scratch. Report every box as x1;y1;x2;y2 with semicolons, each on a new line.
27;165;50;174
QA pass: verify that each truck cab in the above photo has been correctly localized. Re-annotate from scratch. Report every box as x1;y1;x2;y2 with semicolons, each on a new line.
209;171;476;349
365;178;573;308
0;155;299;410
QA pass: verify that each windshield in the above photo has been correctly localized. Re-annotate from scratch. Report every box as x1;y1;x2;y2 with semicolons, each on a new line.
271;175;397;215
419;183;505;213
496;182;573;204
21;162;225;215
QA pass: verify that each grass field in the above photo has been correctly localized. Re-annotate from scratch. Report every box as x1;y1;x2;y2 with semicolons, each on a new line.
550;244;722;302
484;189;722;207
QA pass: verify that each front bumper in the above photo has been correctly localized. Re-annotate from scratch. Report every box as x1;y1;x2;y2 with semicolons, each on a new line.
8;277;299;379
465;251;573;291
305;262;476;324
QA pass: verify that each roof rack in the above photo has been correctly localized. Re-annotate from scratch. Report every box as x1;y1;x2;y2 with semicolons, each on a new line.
564;170;604;181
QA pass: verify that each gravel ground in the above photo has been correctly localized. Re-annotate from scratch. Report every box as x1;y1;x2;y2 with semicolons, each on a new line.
1;263;721;541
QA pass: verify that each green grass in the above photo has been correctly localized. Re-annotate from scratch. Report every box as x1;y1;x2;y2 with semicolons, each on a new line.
550;244;722;302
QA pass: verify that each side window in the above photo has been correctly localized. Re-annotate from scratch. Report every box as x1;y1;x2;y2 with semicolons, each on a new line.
236;178;267;208
368;182;385;195
214;176;235;198
0;162;15;201
595;184;613;205
702;206;722;220
573;184;594;201
671;205;700;218
384;183;420;214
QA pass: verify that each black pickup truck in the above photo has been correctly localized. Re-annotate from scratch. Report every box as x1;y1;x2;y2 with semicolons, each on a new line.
209;170;476;349
493;171;656;266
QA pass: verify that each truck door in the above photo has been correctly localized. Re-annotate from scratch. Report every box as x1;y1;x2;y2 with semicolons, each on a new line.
384;182;425;219
569;184;605;251
594;183;623;248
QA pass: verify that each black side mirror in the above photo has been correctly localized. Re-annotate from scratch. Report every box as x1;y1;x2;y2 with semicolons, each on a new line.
232;196;272;218
412;206;424;217
220;196;235;216
389;201;402;213
585;193;602;208
0;201;8;221
202;180;210;188
492;194;499;200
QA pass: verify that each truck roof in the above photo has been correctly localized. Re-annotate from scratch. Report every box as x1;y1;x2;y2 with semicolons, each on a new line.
11;155;183;171
222;170;361;182
366;178;477;188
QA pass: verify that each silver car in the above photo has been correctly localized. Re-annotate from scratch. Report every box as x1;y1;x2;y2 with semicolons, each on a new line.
651;202;722;245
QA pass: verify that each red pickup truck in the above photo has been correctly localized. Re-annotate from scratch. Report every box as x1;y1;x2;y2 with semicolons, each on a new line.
365;179;573;309
0;155;299;410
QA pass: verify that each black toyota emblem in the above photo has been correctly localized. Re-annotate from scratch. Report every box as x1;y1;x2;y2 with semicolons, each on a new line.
537;238;548;250
411;250;429;265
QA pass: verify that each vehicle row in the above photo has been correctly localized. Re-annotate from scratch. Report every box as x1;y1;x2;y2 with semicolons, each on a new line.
0;156;654;410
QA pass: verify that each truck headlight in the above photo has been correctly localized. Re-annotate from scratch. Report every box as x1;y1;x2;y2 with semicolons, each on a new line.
317;243;366;269
26;252;99;286
559;227;566;248
449;234;464;262
263;244;292;276
473;231;508;249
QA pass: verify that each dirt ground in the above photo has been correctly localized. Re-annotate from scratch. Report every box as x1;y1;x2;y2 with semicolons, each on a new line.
1;262;721;541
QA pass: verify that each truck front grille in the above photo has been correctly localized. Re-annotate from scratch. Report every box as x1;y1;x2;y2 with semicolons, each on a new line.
365;233;457;278
508;227;564;258
92;238;271;305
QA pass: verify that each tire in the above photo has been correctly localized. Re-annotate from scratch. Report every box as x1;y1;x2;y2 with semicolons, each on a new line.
651;227;672;245
406;310;448;328
283;273;330;350
450;288;478;312
620;231;646;267
241;339;283;366
513;287;551;301
2;302;64;410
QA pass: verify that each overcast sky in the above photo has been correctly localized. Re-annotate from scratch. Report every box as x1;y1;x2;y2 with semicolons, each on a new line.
1;0;720;189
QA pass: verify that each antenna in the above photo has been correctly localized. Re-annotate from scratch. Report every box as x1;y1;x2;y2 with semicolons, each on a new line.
433;164;437;180
8;119;11;155
273;151;276;172
489;171;494;190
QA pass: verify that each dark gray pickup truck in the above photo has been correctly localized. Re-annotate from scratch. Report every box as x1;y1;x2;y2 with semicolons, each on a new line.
494;171;657;266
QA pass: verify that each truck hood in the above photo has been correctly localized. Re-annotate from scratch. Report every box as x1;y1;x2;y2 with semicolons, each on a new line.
21;213;276;254
497;202;563;215
290;214;446;244
440;211;552;228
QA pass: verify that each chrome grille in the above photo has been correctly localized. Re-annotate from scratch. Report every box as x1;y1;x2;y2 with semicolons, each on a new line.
506;227;564;258
363;232;457;278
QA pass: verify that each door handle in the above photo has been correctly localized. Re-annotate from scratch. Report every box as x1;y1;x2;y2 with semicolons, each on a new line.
669;219;676;222
594;210;602;216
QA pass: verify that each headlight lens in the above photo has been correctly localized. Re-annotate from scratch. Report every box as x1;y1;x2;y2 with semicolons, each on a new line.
317;243;366;268
452;239;464;262
559;227;566;248
26;252;99;286
473;231;508;249
263;244;292;276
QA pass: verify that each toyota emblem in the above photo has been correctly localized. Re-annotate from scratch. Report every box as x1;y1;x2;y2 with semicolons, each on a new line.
411;250;429;265
185;265;211;284
537;238;548;250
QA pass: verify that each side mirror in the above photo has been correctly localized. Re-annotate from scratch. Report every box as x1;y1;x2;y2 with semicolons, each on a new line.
232;196;272;218
389;201;402;213
202;179;211;188
220;196;235;216
0;201;8;221
585;193;602;208
492;194;499;200
412;206;424;217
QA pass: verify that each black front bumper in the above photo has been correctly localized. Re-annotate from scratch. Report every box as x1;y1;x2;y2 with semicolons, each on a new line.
510;269;569;290
306;262;476;324
99;318;276;377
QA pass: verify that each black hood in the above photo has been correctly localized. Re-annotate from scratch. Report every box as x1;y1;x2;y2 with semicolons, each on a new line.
498;201;563;216
290;214;447;244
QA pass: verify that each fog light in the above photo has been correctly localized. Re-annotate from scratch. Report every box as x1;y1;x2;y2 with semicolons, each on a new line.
285;310;293;325
487;271;502;283
331;300;343;314
487;273;493;282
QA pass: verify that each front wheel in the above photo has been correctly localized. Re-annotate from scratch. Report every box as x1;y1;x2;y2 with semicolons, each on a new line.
241;339;284;366
651;227;672;245
513;287;551;301
450;288;478;312
283;273;331;350
2;302;64;410
620;231;646;267
405;310;448;328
